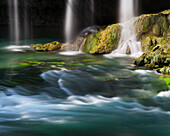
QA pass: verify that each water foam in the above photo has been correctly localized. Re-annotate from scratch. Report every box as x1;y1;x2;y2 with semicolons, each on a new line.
157;91;170;98
3;45;30;52
59;51;85;56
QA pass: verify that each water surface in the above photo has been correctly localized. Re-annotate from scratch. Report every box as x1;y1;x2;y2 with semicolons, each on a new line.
0;39;169;136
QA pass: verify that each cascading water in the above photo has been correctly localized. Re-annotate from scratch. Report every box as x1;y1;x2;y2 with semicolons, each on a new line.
65;0;74;46
8;0;20;45
106;0;142;57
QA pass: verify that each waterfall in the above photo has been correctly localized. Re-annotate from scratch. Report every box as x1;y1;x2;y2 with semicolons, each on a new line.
65;0;74;45
106;0;142;57
91;0;94;25
117;0;142;55
24;0;29;41
8;0;20;45
119;0;134;23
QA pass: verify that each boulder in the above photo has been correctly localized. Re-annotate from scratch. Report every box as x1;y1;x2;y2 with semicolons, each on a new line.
31;41;61;52
83;24;121;54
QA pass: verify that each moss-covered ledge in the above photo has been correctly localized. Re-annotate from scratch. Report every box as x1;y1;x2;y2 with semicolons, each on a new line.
134;9;170;75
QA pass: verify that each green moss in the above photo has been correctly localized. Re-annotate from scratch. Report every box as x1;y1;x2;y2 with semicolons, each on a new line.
83;24;121;54
161;9;170;14
160;40;168;45
153;24;161;36
18;62;30;66
143;20;150;30
31;41;61;52
111;37;117;44
160;77;170;89
83;33;97;53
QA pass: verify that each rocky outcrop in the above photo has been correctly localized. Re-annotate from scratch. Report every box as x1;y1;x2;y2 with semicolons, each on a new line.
31;41;62;52
134;10;169;45
134;10;170;74
82;24;121;54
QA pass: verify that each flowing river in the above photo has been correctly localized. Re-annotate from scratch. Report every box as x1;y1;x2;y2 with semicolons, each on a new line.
0;39;169;136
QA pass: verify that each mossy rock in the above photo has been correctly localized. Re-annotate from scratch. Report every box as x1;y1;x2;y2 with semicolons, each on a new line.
141;35;168;52
135;15;151;35
83;24;121;54
161;9;170;14
141;36;152;51
168;14;170;22
135;51;169;74
153;24;161;36
159;66;170;74
31;41;61;52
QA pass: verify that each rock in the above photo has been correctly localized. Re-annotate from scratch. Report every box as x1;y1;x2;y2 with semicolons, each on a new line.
126;45;131;54
153;24;161;36
168;14;170;22
31;41;61;52
163;19;169;32
134;51;169;73
141;36;152;51
134;15;151;36
159;66;170;74
83;24;121;54
73;26;101;51
141;35;169;53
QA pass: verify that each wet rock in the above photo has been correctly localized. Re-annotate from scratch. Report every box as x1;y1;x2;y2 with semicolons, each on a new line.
126;45;131;54
135;51;170;74
159;66;170;74
83;24;122;54
153;24;161;36
31;41;61;52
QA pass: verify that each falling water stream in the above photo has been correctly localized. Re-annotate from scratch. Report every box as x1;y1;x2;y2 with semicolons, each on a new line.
106;0;142;58
91;0;94;25
8;0;20;44
65;0;74;45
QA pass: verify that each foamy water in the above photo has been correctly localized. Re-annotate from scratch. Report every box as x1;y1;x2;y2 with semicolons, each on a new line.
3;45;30;52
59;51;85;56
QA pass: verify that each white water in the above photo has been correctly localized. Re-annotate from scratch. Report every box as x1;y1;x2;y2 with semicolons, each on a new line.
105;0;142;58
59;51;85;56
3;45;30;52
65;0;74;46
119;0;134;23
8;0;20;45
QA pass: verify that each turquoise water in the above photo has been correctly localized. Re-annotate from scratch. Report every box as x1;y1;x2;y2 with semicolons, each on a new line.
0;39;170;136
